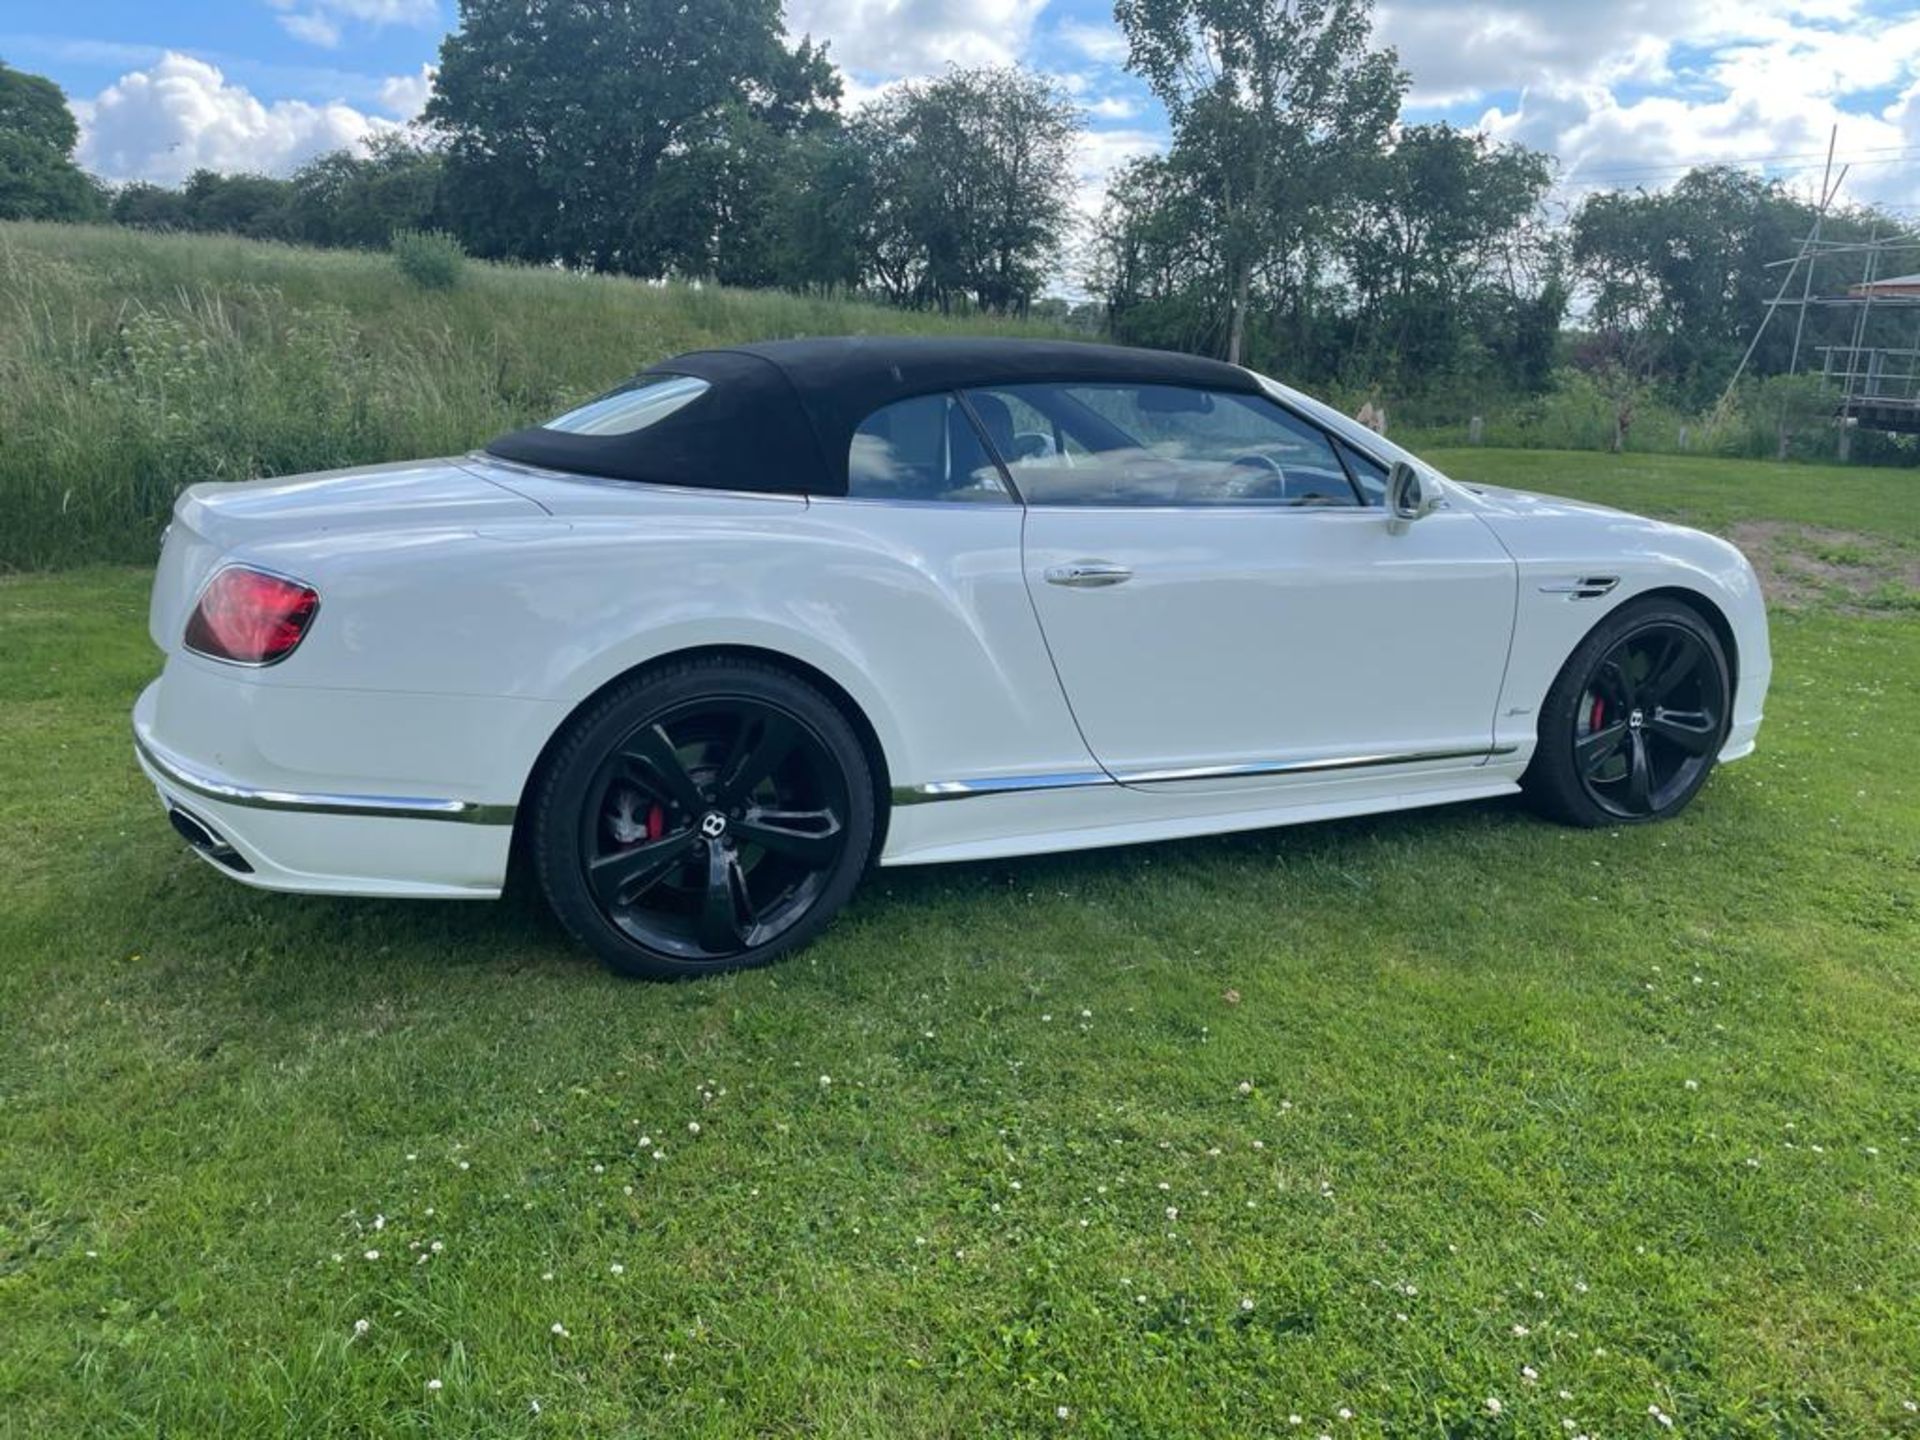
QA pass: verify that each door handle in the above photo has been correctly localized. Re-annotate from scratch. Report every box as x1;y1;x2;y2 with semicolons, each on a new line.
1045;561;1132;588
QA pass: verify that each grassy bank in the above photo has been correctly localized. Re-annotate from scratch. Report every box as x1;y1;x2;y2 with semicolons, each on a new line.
0;222;1062;570
1;454;1916;1436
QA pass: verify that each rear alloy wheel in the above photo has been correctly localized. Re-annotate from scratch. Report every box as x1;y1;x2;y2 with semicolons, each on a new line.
1524;598;1731;827
534;658;875;978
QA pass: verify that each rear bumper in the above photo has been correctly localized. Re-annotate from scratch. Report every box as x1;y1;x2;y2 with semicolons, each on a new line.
133;680;518;899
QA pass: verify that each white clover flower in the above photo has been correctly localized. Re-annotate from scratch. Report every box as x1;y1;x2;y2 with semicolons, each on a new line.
1237;1081;1253;1095
1512;1324;1530;1336
610;1263;624;1275
1684;1079;1699;1091
819;1075;832;1086
1165;1206;1178;1221
1240;1297;1255;1312
1337;1407;1353;1420
1522;1365;1539;1382
1056;1405;1071;1419
353;1319;370;1336
551;1322;568;1337
427;1378;442;1391
1486;1397;1502;1415
688;1121;702;1136
364;1250;380;1261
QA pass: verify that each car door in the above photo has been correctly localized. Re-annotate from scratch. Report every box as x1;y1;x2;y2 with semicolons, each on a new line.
968;381;1517;789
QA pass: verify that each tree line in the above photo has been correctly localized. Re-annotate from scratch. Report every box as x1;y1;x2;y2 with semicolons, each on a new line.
4;0;1916;419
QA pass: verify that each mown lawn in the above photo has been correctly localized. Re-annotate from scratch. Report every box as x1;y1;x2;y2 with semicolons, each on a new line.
1;454;1916;1438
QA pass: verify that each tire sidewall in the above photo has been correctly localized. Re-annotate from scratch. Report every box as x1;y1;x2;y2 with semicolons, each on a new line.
535;661;876;978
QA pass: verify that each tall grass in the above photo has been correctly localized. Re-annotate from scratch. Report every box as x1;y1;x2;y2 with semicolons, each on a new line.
0;222;1065;570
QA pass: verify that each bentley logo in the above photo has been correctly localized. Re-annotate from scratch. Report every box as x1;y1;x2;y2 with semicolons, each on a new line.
699;812;729;839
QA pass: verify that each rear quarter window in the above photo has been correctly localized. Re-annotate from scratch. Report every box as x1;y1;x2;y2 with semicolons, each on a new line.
540;374;710;436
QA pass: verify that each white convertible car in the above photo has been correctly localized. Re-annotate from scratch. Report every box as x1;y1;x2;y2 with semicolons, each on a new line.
135;338;1769;977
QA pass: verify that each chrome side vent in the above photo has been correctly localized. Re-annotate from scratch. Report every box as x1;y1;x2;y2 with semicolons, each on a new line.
1539;575;1620;600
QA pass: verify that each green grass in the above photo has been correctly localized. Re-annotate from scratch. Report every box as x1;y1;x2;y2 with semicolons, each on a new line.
0;222;1067;571
2;455;1917;1437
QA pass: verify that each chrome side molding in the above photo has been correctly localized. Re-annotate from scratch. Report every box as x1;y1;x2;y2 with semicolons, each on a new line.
134;727;516;826
891;769;1112;806
892;745;1518;805
1118;745;1518;785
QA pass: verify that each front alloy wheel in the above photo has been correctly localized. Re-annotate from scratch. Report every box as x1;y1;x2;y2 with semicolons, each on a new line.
535;659;875;978
1572;622;1723;819
1524;597;1731;828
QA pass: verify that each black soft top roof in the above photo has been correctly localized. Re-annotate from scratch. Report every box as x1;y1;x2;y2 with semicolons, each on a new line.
484;336;1261;496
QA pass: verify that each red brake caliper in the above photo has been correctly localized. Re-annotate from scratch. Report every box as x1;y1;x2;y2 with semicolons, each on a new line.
645;803;665;841
1589;696;1606;732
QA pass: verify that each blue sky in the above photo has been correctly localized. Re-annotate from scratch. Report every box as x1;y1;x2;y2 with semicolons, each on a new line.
4;0;1917;222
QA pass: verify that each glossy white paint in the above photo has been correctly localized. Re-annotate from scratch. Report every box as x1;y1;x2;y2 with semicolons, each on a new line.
1023;502;1515;786
135;374;1771;899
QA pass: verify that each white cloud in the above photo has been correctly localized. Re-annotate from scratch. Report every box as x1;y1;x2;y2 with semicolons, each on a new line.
1072;125;1164;219
278;11;342;47
787;0;1049;76
1379;0;1920;210
1057;18;1129;65
377;63;435;120
76;53;400;185
266;0;439;50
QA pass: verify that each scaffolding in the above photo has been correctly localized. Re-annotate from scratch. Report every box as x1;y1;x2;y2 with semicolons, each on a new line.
1718;132;1920;448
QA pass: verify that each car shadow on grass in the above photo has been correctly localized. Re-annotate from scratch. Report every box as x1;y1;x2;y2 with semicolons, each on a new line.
143;793;1543;997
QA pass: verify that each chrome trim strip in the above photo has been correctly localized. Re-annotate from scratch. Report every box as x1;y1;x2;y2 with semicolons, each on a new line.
890;770;1113;806
892;745;1519;804
134;727;516;826
1118;745;1517;785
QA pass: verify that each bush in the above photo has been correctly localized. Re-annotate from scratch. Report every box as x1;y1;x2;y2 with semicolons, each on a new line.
391;228;466;290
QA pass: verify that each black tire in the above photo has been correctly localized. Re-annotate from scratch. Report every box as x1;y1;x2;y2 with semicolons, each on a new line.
532;656;876;979
1522;597;1731;828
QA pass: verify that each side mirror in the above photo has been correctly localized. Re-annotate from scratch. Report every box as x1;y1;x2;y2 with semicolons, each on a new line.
1386;461;1440;531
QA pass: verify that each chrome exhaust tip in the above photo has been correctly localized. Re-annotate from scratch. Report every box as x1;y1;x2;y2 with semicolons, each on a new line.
167;805;254;874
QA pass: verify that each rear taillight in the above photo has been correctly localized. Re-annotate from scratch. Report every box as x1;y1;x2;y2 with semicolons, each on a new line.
184;566;319;665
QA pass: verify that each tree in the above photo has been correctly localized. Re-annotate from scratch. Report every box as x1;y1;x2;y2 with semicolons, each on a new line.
1114;0;1403;362
1337;123;1560;387
0;60;103;221
179;169;292;238
287;134;445;249
858;66;1081;313
424;0;838;275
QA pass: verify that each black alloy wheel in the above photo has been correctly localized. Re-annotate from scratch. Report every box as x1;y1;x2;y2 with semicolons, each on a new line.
1524;598;1731;827
535;658;875;978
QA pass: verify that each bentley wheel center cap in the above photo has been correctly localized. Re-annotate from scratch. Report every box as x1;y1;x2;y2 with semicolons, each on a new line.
700;812;729;839
1628;707;1645;730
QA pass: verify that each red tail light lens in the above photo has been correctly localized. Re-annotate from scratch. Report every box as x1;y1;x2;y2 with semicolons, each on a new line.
184;566;319;665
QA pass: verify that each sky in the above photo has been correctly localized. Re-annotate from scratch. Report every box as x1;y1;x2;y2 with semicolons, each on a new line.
4;0;1919;233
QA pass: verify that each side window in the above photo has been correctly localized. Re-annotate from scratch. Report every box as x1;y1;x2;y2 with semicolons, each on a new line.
847;393;1013;503
962;383;1361;508
1337;438;1389;507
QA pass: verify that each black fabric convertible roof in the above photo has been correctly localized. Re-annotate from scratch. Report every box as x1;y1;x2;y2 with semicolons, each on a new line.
484;337;1262;496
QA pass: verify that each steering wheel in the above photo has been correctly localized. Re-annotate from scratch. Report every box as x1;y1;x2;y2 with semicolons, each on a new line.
1223;452;1289;500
